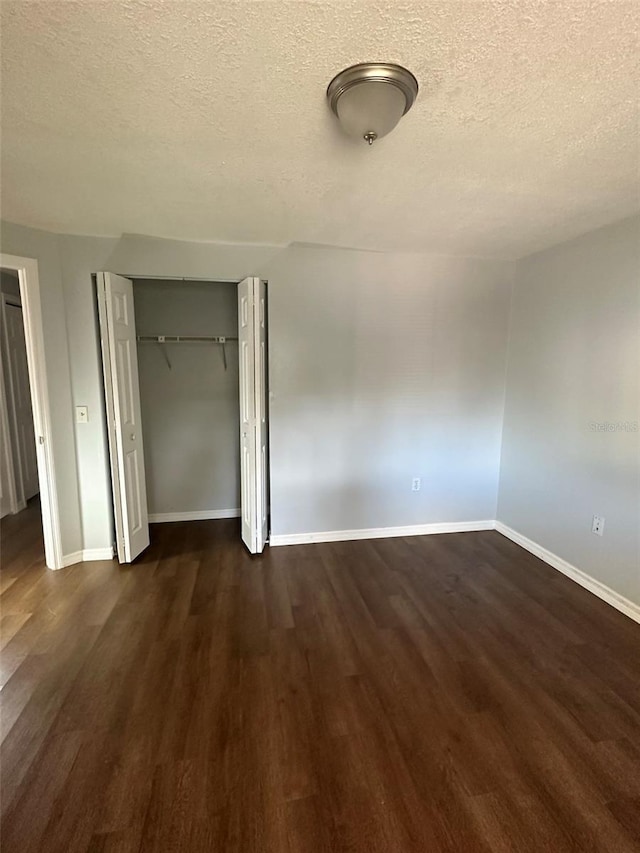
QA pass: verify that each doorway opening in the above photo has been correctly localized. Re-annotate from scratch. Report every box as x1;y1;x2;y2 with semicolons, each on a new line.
97;273;269;563
0;255;63;570
1;268;39;509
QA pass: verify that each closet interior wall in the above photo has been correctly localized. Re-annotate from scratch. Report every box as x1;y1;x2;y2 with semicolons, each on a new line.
132;279;240;521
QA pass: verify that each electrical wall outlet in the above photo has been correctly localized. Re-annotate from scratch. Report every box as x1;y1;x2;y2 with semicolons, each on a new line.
75;405;88;424
591;515;605;536
412;477;421;492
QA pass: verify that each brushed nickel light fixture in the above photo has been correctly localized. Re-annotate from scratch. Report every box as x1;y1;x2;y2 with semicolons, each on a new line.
327;62;418;144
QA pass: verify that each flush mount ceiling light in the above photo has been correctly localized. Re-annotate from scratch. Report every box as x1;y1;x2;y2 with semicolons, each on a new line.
327;62;418;145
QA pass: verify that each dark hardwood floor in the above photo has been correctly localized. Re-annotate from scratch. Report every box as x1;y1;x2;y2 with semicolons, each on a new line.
1;503;639;852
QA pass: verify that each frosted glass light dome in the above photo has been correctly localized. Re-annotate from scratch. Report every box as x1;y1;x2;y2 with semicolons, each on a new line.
336;80;407;141
327;63;418;145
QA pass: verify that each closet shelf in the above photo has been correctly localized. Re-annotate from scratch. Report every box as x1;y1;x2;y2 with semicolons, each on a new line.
136;335;238;343
136;335;238;370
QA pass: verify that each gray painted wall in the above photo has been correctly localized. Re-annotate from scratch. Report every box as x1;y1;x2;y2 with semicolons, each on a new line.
58;235;118;551
498;215;640;605
133;279;240;516
2;225;513;553
264;246;513;535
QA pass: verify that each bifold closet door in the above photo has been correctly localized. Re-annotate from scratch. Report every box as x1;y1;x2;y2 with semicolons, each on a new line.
238;276;268;554
97;272;150;563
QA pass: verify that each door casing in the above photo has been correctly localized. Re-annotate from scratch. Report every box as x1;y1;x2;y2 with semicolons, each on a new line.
0;254;64;569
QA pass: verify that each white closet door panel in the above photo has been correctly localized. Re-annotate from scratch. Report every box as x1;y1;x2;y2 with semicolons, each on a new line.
98;272;149;563
254;278;268;551
238;277;268;554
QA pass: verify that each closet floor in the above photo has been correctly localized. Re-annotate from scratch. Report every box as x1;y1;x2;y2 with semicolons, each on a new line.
1;513;640;852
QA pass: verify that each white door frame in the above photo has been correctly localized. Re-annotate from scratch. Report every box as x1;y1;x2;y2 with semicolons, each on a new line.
0;254;63;569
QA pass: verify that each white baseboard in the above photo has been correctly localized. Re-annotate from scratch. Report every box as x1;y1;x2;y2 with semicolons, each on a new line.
61;551;82;568
269;520;495;547
61;546;114;568
495;522;640;624
148;509;240;523
82;547;114;562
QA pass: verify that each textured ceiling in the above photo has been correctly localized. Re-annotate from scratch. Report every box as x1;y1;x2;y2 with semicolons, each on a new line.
1;0;639;258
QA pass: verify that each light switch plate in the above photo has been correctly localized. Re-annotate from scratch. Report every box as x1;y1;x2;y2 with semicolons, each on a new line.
76;405;88;424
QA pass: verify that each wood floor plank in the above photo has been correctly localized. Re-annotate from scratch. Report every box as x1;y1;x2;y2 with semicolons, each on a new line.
1;503;639;852
0;728;84;853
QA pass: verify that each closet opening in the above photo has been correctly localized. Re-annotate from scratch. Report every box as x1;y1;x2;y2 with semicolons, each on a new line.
133;278;241;527
97;273;268;562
